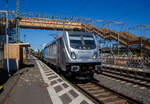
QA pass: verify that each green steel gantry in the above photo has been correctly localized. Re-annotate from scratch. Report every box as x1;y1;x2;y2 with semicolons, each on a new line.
16;0;20;42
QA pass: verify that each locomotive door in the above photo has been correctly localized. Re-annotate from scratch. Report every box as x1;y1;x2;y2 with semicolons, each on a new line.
59;38;63;66
57;39;61;66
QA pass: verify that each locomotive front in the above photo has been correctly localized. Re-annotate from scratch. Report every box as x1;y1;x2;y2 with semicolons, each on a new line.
66;32;102;79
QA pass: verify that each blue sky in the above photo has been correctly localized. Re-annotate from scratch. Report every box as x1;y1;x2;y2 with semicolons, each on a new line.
1;0;150;49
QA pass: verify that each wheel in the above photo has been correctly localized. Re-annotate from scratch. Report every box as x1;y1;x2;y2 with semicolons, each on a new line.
95;70;102;74
89;72;94;80
56;67;60;74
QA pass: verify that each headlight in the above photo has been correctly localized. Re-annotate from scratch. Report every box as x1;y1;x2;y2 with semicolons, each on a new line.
92;52;97;59
71;52;76;59
93;55;96;59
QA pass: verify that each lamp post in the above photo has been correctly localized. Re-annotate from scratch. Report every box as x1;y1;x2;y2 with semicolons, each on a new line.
16;0;20;43
107;22;113;56
111;21;125;56
140;25;143;58
24;34;26;42
0;10;10;75
143;25;150;38
93;20;105;56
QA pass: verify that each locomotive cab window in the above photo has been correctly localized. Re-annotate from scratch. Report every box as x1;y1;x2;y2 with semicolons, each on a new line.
69;34;96;50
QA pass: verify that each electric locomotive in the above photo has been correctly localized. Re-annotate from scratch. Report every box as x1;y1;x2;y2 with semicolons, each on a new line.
43;31;102;79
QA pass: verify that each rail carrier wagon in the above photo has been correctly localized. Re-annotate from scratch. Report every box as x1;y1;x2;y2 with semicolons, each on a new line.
43;31;102;79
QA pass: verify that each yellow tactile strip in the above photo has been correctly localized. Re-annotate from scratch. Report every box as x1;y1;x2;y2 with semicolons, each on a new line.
0;85;3;90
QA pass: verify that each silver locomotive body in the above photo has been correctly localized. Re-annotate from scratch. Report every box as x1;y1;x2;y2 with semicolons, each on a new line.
44;31;102;79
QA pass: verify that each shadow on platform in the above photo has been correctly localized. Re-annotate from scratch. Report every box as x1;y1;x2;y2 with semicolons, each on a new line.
0;87;4;95
21;63;34;69
0;62;34;94
0;69;9;84
0;69;9;94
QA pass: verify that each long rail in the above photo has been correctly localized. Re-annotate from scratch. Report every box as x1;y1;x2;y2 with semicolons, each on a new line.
75;81;143;104
38;57;144;104
101;68;150;89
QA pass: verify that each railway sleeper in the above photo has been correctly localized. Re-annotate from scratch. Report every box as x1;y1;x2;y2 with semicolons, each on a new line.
91;90;107;95
83;87;100;90
106;99;127;104
79;84;98;88
98;95;119;103
88;89;106;94
95;92;113;98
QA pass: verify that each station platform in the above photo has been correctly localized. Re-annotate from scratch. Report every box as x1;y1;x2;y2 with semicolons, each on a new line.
103;64;150;74
0;56;94;104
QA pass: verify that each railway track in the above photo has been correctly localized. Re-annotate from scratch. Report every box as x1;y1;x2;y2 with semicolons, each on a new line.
102;68;150;79
40;58;146;104
101;68;150;89
75;81;142;104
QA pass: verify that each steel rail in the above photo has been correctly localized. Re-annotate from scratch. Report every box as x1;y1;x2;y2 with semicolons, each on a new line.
74;81;143;104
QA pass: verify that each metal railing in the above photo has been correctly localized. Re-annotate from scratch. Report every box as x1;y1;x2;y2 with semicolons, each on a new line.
101;56;150;69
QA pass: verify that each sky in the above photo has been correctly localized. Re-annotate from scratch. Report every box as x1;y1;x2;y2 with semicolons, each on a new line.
1;0;150;49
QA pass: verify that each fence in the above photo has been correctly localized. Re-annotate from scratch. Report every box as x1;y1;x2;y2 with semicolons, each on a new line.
101;56;150;69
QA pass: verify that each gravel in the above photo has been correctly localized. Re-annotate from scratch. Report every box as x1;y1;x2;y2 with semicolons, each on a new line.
94;73;150;104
